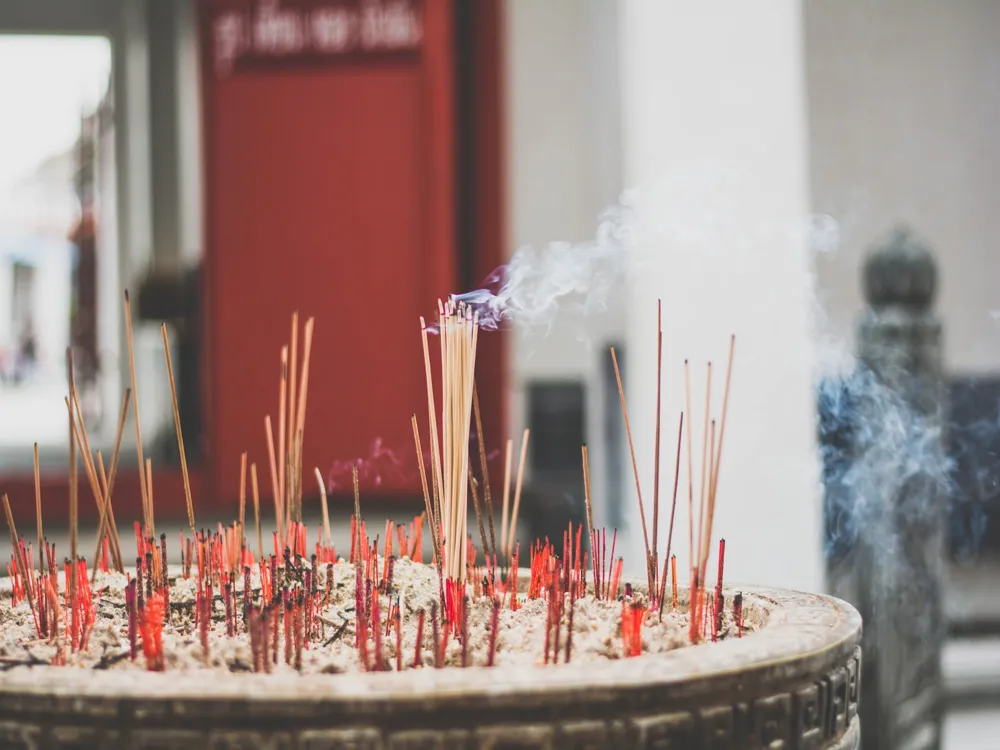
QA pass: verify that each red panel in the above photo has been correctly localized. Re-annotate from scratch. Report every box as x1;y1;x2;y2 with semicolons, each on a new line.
200;1;455;504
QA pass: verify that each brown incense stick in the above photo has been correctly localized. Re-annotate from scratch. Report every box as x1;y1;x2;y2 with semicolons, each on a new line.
652;301;663;593
287;313;299;525
506;429;530;560
238;452;247;554
3;494;35;608
145;457;155;538
33;443;42;574
91;388;129;576
695;362;712;576
250;463;263;562
161;323;196;538
278;347;288;525
472;384;497;559
314;467;331;547
467;467;489;563
658;412;684;616
66;352;78;613
352;465;362;562
264;415;283;542
293;318;314;524
581;445;594;547
411;414;441;566
123;290;150;533
702;335;736;582
419;317;444;541
683;360;695;574
500;438;513;560
610;347;653;594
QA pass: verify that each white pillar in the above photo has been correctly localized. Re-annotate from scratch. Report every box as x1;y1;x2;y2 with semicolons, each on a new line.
618;1;823;592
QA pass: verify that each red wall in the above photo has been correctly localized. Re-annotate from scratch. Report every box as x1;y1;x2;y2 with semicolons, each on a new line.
199;2;457;503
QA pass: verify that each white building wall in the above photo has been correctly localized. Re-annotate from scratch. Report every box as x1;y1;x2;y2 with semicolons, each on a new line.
805;0;1000;375
504;0;625;530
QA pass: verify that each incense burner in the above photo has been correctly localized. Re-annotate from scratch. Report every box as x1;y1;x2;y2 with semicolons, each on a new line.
0;584;860;750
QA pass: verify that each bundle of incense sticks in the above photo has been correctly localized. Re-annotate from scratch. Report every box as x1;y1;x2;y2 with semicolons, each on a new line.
1;298;747;675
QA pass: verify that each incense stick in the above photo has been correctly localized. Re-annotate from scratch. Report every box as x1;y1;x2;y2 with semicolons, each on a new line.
683;360;695;574
250;463;263;562
314;467;331;547
652;301;663;593
3;494;35;609
695;362;712;577
500;438;513;559
506;429;530;560
287;313;299;526
472;385;496;560
161;323;196;538
658;412;684;616
123;291;150;534
91;388;129;577
293;318;314;524
33;443;42;574
66;351;78;615
468;466;489;564
701;335;735;582
610;347;653;594
264;416;283;543
238;452;247;555
581;445;594;548
411;414;441;566
278;347;288;525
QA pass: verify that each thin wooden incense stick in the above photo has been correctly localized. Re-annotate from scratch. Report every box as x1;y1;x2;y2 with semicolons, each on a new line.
287;313;299;525
264;416;283;543
293;318;314;524
91;388;130;576
468;466;489;564
161;323;196;538
314;467;331;547
695;362;712;577
658;412;684;616
500;438;513;559
581;445;594;549
250;463;263;562
683;360;695;574
238;452;247;555
652;301;663;594
278;346;288;524
610;346;653;594
123;290;150;533
66;352;78;616
506;428;530;561
420;317;445;546
3;494;35;608
472;384;497;560
411;414;441;566
701;335;736;583
33;443;42;574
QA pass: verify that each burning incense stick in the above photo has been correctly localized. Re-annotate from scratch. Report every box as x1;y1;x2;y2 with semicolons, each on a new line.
162;323;196;538
422;304;479;583
506;429;530;561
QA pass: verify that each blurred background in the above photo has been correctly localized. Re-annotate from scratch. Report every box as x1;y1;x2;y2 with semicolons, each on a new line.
0;1;999;747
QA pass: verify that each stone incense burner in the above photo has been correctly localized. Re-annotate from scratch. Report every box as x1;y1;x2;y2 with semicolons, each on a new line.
0;582;861;750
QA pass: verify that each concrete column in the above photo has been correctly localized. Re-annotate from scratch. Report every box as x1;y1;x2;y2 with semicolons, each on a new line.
619;1;823;591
